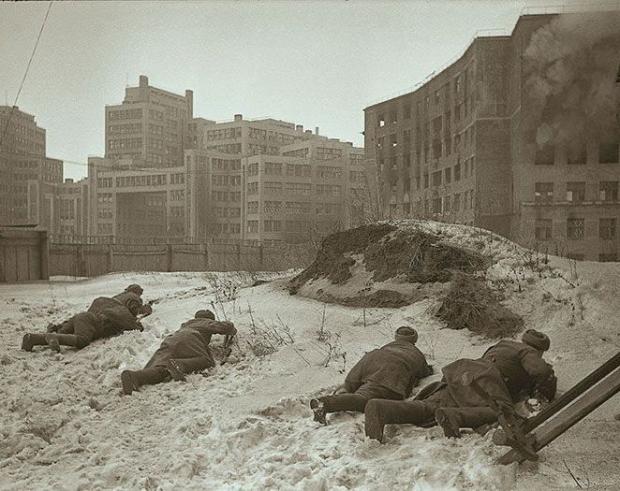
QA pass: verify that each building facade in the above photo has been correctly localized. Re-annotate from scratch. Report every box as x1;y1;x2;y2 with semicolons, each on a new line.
27;178;90;241
0;106;63;226
365;13;620;261
105;75;194;168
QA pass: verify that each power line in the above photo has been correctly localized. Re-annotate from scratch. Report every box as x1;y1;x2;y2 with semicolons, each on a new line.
0;1;54;147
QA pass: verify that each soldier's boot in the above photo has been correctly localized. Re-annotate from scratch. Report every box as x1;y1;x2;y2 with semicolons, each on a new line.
365;400;434;443
121;370;139;395
319;394;369;413
310;399;327;426
435;407;498;439
45;334;86;350
21;333;48;351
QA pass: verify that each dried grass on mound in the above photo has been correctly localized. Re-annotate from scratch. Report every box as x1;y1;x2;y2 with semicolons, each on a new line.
437;273;523;339
289;223;396;292
321;289;410;308
365;230;487;283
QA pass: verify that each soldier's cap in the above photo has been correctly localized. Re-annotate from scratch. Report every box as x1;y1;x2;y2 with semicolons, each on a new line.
522;329;550;352
195;309;215;320
125;284;143;295
395;325;418;345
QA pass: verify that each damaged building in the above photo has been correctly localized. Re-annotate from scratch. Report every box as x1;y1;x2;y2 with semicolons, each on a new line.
365;12;620;261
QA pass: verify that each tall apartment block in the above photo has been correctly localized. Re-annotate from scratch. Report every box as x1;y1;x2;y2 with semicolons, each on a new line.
105;75;193;168
364;12;620;261
0;106;63;226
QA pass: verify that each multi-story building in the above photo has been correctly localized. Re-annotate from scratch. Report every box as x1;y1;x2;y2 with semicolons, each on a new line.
87;157;189;243
0;106;63;226
105;75;193;168
27;178;90;241
244;139;366;245
365;12;620;261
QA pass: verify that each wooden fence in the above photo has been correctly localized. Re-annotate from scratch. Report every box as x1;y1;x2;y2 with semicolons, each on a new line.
49;242;317;277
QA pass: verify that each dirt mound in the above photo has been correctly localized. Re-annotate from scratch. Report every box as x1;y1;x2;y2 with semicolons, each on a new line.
436;273;523;339
289;224;396;292
289;223;488;307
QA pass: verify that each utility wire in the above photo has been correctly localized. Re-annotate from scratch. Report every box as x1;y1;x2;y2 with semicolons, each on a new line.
0;1;54;146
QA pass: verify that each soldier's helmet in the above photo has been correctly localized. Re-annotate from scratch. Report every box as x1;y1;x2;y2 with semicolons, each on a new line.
195;309;215;320
522;329;550;352
125;284;144;296
394;325;418;345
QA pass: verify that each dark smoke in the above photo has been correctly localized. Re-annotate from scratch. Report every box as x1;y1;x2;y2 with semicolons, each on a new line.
523;11;620;152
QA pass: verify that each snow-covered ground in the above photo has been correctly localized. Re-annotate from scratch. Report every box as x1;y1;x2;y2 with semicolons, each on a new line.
1;224;619;490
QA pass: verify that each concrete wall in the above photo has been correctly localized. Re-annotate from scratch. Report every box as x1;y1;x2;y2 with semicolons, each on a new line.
0;228;48;282
48;242;316;277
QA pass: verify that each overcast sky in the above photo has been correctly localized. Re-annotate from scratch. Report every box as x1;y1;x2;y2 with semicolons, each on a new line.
1;0;555;180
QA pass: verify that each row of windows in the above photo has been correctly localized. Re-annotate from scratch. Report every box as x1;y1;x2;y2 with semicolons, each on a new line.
213;190;241;202
212;158;241;171
211;175;241;186
108;109;143;121
535;218;617;241
207;127;242;141
534;181;619;203
108;138;143;150
535;143;620;165
215;207;241;218
115;175;167;187
213;223;241;234
108;123;142;134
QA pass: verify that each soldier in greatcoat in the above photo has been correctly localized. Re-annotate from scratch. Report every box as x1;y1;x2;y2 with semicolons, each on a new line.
120;309;237;395
22;299;144;353
364;329;556;442
310;326;432;425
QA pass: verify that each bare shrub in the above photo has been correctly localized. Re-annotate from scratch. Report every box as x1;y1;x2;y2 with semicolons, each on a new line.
437;273;523;339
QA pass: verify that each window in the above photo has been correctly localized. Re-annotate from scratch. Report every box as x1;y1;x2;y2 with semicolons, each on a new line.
567;146;587;165
599;181;618;201
423;174;429;189
390;134;398;148
444;167;451;184
600;218;617;240
453;193;460;212
567;218;585;240
599;143;619;164
404;103;411;119
535;219;552;240
389;109;397;124
432;171;442;187
378;114;385;127
535;182;554;202
566;182;586;202
535;144;555;165
264;220;281;232
432;198;442;214
599;253;618;262
443;195;451;213
247;220;259;233
454;162;461;181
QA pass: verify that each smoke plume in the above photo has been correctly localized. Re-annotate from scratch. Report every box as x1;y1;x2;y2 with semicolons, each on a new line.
523;11;620;152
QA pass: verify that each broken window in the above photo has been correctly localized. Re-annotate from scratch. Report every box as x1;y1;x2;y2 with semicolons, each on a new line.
432;198;442;214
566;182;586;202
534;182;554;202
567;218;585;240
378;114;385;127
535;219;552;241
535;144;555;165
567;145;587;165
600;218;617;240
599;142;619;164
599;181;618;201
390;109;398;124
